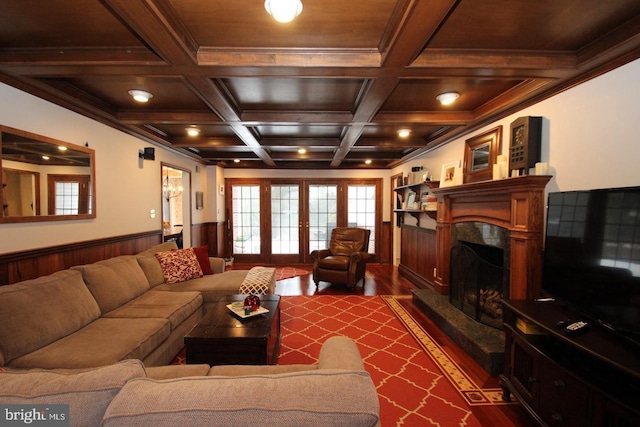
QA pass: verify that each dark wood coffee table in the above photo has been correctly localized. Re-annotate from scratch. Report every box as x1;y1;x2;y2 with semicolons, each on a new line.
184;295;281;366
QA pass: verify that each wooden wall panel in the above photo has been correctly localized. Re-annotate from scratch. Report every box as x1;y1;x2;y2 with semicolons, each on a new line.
398;226;436;289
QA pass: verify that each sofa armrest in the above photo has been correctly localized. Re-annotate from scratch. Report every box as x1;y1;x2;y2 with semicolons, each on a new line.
103;370;379;427
317;336;366;371
208;257;226;274
144;364;210;380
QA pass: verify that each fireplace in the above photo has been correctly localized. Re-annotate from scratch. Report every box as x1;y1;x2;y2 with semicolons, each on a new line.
449;223;510;329
413;176;550;375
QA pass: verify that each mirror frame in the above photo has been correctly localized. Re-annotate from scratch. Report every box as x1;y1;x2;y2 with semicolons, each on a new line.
0;125;96;223
463;126;502;183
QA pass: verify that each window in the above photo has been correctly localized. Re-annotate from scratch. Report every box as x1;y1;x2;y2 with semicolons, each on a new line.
47;174;91;215
232;185;261;254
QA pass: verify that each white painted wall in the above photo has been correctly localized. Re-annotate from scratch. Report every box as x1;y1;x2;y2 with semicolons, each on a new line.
0;83;215;254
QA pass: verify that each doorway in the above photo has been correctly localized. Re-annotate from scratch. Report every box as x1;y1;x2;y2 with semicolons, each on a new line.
161;164;191;248
227;178;381;264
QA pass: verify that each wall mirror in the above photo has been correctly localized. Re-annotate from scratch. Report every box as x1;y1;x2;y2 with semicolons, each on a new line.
463;126;502;183
1;125;96;223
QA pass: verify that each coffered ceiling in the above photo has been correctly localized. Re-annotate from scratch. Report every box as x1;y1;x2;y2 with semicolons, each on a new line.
1;0;639;169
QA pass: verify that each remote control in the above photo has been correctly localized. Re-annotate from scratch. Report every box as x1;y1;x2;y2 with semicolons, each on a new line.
565;321;588;335
555;319;572;328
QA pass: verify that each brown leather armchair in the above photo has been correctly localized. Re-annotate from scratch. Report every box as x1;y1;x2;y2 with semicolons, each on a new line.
310;227;371;290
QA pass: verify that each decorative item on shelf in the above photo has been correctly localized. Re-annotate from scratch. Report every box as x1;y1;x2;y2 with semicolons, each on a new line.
509;116;542;175
534;162;548;175
422;170;431;182
410;166;424;184
421;192;437;211
439;160;461;188
406;192;416;209
492;154;509;180
463;126;502;183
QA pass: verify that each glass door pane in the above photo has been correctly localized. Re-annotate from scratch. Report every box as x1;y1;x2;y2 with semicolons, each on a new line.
348;185;376;253
231;185;261;254
271;184;299;254
308;184;338;252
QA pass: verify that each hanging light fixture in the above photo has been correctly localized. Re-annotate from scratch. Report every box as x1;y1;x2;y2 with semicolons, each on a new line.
264;0;303;23
436;92;460;106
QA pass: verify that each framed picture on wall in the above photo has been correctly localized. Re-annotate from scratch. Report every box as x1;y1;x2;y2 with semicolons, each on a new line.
195;191;203;210
440;160;461;187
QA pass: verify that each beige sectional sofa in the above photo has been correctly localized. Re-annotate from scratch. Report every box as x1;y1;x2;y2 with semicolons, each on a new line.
0;241;275;369
0;336;381;427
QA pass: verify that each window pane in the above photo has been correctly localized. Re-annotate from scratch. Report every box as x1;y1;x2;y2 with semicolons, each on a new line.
232;185;261;254
348;185;376;253
271;185;299;254
309;185;338;252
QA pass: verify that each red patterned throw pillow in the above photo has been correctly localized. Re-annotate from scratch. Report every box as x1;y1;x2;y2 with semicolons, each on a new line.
155;248;203;284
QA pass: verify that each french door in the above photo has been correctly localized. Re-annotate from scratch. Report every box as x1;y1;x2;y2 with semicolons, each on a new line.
227;178;380;264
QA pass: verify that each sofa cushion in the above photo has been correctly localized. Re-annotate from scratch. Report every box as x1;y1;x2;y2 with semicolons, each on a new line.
102;370;380;427
155;248;203;284
72;256;150;313
8;318;170;369
0;270;101;366
0;360;145;427
153;270;250;303
192;245;214;275
103;290;203;331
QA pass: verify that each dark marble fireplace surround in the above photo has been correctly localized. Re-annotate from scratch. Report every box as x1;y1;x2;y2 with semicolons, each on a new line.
412;176;550;376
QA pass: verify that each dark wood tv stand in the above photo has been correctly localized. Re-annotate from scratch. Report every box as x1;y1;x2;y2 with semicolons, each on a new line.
500;299;640;427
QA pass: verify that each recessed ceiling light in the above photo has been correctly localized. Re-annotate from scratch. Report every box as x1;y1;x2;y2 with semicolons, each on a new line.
186;127;200;137
397;129;411;138
365;159;372;165
436;92;460;106
42;155;50;160
298;148;307;154
234;159;240;163
58;146;68;151
128;89;153;103
264;0;303;23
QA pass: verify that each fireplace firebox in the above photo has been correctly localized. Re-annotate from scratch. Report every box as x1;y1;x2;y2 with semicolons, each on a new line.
449;222;510;329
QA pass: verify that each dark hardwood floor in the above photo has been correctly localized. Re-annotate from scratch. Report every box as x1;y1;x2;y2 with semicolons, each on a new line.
231;263;536;427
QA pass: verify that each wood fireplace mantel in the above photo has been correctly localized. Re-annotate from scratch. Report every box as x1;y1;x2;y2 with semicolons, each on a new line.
429;175;551;300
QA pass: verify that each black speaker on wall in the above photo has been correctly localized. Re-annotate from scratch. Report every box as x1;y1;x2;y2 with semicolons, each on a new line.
139;147;155;160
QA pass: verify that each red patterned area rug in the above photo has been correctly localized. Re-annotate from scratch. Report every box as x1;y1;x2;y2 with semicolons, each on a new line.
277;295;514;427
275;266;311;281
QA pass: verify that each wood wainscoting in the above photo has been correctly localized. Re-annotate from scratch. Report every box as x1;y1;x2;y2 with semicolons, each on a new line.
0;222;221;286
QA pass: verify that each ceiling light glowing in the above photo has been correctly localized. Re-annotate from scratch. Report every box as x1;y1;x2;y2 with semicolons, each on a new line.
365;159;372;165
234;159;240;163
297;148;307;154
397;129;411;138
128;89;153;103
58;146;68;151
264;0;303;23
436;92;460;105
42;155;50;160
186;127;200;137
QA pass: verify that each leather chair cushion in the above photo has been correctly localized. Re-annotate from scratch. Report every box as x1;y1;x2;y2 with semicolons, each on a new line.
317;255;350;271
329;228;368;256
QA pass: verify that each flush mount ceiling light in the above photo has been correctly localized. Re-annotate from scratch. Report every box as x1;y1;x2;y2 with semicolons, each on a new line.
297;147;307;154
186;126;200;137
436;92;460;106
365;159;372;165
128;89;153;103
264;0;303;23
397;129;411;138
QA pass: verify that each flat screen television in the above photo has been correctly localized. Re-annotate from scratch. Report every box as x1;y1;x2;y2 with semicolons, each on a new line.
542;186;640;347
